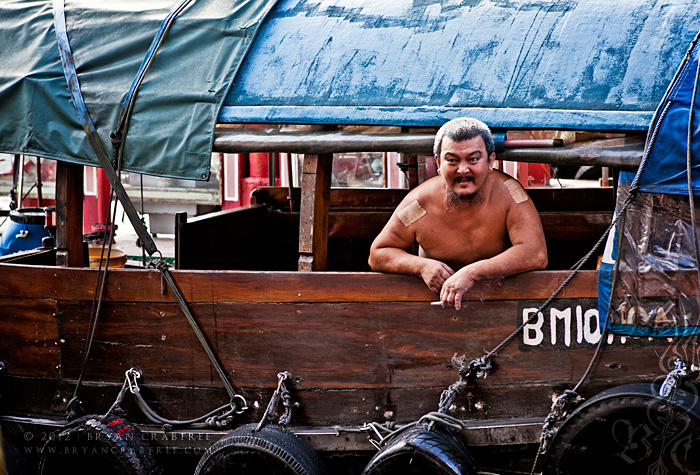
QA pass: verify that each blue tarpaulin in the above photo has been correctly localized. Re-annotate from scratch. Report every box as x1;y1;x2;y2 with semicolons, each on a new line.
222;0;700;131
599;32;700;337
2;0;700;179
625;33;700;196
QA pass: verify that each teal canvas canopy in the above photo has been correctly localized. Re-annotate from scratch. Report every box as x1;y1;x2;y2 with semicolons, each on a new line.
0;0;278;181
1;0;700;180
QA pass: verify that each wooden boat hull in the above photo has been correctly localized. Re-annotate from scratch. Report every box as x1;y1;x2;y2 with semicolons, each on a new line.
0;264;674;429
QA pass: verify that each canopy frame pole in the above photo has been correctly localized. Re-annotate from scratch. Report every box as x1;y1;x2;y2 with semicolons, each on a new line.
212;129;643;170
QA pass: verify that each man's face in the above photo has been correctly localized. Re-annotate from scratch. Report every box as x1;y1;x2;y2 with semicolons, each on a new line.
436;135;495;201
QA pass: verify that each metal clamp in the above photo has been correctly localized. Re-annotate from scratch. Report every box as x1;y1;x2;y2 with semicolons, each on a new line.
660;359;692;397
233;394;249;414
125;367;142;394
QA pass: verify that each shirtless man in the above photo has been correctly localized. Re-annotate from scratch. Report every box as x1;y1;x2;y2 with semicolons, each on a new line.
368;118;548;309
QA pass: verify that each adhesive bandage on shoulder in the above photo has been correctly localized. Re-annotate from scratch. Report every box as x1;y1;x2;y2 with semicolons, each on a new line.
503;178;529;204
397;200;426;227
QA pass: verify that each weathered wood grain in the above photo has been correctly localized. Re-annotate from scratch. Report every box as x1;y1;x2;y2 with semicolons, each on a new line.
0;373;661;427
298;154;332;271
55;300;666;392
250;186;614;212
0;298;59;377
0;265;602;303
0;262;686;427
252;187;405;211
55;161;84;267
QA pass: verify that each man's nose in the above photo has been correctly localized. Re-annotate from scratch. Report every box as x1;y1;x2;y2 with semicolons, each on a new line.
457;162;470;174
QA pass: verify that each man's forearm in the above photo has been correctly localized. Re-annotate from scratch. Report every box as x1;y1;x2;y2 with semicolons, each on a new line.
461;243;548;283
369;247;426;277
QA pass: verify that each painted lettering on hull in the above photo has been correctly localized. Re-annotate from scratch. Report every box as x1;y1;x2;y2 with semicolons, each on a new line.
517;299;661;350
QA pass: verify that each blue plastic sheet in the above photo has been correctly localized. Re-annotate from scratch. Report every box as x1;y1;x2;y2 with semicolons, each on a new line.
3;1;700;181
599;32;700;337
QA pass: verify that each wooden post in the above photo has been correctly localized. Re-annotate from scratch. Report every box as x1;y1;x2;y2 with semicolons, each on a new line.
55;161;84;267
298;153;332;271
398;154;419;190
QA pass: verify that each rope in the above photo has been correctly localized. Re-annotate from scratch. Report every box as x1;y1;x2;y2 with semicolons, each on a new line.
255;371;294;431
529;390;583;474
53;0;242;420
437;355;491;414
526;45;687;472
526;100;672;473
67;186;120;420
438;215;616;412
111;0;193;168
140;175;147;267
103;377;130;419
436;45;685;467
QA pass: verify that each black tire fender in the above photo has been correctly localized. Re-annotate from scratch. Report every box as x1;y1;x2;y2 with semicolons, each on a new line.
543;382;700;475
361;422;479;475
2;428;30;475
38;415;162;475
194;423;327;475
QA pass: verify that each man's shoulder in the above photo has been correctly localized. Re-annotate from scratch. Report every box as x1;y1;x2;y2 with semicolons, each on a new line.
401;176;443;205
491;169;517;184
489;171;528;202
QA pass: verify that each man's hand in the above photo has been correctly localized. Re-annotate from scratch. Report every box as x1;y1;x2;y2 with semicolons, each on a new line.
419;259;455;294
439;266;476;310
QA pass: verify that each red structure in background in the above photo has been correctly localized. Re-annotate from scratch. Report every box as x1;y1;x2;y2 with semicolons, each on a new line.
222;152;281;210
82;167;111;235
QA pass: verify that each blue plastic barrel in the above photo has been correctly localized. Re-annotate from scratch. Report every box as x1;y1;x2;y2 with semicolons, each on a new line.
0;208;54;256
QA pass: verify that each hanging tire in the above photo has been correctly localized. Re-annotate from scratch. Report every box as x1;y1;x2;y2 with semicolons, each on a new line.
361;422;479;475
194;423;327;475
542;382;700;475
38;415;162;475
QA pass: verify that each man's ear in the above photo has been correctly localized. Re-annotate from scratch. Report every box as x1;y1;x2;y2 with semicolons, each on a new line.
435;155;441;175
488;152;496;171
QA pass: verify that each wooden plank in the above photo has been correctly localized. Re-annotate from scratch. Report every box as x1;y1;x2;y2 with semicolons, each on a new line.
55;161;84;267
57;299;666;391
328;212;391;238
174;205;293;270
174;211;187;270
22;292;668;427
0;265;603;303
298;154;332;271
272;210;391;240
540;210;612;240
288;210;613;241
528;187;615;211
398;154;419;189
0;298;59;378
252;185;614;212
252;186;405;210
0;373;660;428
